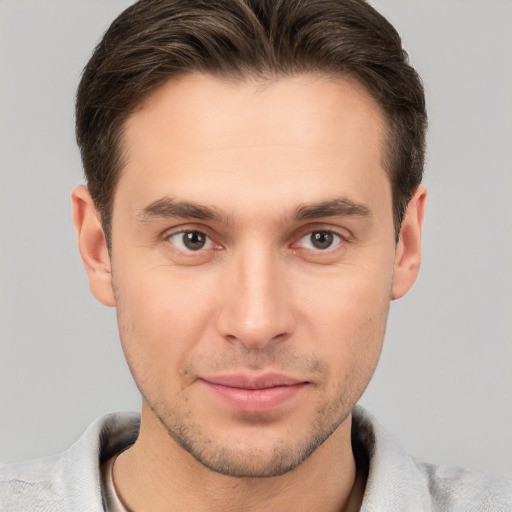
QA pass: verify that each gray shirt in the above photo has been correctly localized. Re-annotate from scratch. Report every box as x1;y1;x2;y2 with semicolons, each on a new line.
1;407;511;511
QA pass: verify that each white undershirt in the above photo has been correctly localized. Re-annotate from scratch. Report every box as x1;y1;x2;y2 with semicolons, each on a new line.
101;454;130;512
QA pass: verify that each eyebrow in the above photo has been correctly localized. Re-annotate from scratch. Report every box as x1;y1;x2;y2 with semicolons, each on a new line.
137;196;370;224
293;198;371;221
137;197;226;223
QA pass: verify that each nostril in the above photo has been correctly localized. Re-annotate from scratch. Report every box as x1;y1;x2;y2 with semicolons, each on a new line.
224;334;240;344
222;331;291;352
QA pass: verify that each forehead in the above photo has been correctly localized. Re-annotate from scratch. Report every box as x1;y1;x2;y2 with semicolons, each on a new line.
127;72;386;151
116;72;390;217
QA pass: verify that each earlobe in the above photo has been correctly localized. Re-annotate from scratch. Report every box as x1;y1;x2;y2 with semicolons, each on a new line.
391;185;427;300
71;185;116;307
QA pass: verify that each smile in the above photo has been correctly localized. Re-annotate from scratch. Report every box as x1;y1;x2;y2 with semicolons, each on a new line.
200;373;309;413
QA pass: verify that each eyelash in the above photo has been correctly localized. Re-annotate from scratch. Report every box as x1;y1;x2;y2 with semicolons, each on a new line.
165;228;346;254
293;230;344;252
166;230;216;252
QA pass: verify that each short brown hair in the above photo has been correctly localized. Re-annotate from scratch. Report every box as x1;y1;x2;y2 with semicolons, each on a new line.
76;0;427;242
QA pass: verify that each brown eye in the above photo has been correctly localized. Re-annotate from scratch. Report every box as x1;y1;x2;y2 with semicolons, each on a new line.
168;231;211;251
310;231;334;249
296;230;342;251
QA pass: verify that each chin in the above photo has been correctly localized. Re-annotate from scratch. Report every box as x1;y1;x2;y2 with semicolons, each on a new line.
153;403;349;478
183;438;318;478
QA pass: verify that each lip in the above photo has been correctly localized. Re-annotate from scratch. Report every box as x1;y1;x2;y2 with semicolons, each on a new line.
200;373;308;413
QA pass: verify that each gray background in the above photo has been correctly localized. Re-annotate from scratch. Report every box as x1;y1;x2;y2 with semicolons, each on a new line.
1;0;511;478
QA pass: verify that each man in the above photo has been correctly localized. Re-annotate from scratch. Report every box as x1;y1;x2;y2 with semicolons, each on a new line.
0;0;511;510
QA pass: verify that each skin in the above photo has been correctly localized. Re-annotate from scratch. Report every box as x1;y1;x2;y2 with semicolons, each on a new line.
72;73;425;511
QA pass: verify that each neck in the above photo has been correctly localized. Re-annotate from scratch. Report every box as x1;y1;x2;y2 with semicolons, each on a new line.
113;405;366;512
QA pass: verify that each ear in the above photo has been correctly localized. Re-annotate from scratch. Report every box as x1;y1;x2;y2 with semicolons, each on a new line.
391;185;427;300
71;185;116;307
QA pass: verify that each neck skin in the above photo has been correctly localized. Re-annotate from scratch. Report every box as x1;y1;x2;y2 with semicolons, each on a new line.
113;402;366;512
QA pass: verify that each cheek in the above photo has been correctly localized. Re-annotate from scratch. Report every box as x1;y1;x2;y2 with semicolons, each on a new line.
301;262;392;330
297;263;392;374
312;287;388;411
112;267;219;387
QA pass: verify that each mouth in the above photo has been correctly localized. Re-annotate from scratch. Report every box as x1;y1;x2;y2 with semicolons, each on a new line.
199;373;309;413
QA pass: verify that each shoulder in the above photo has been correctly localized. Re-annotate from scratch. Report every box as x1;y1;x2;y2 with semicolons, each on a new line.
0;412;140;511
0;454;65;510
417;460;512;512
353;406;512;512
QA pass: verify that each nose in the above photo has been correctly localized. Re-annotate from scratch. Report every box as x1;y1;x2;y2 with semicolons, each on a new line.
216;244;295;350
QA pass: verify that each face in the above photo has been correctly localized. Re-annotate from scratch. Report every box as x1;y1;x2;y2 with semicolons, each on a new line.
77;73;421;477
